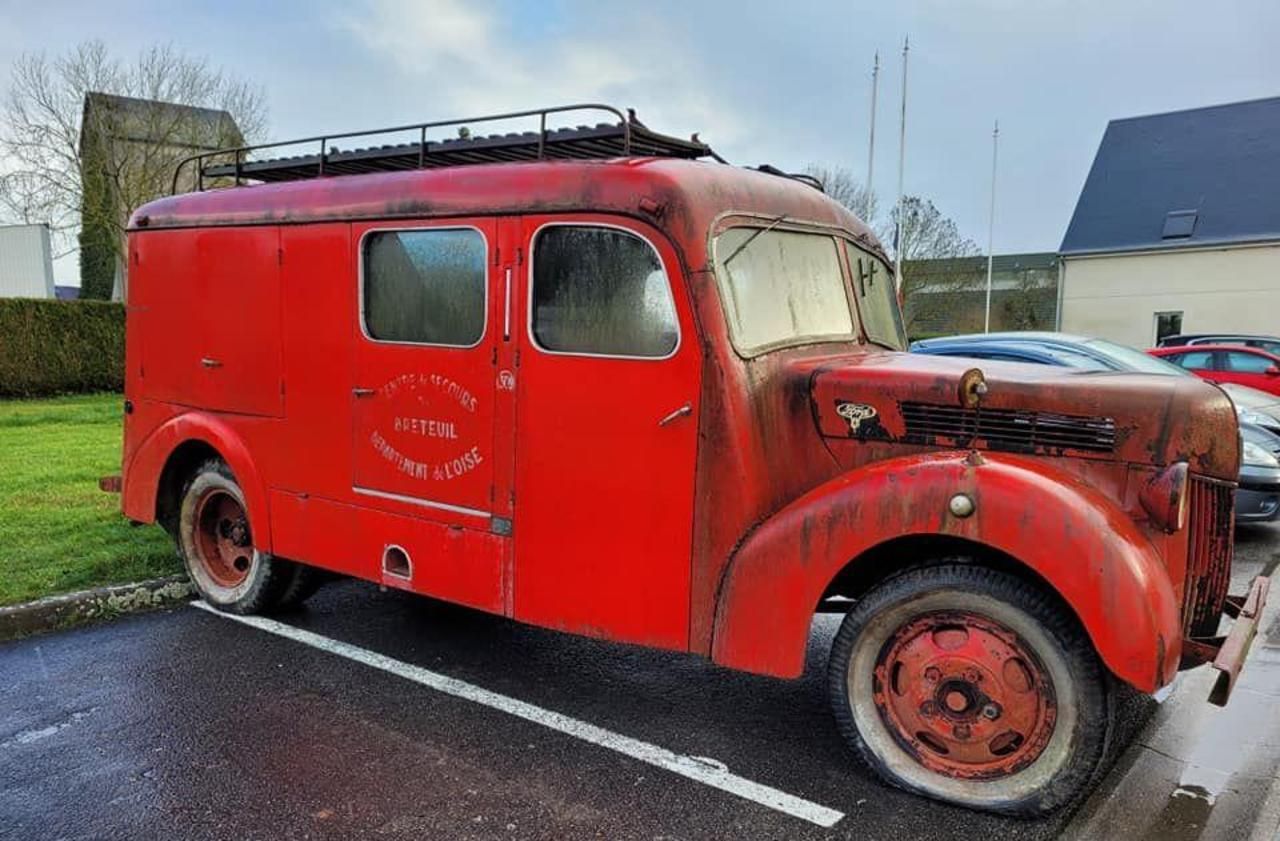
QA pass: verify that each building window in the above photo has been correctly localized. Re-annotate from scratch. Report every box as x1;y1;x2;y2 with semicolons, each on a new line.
363;228;487;346
531;225;678;358
1154;311;1183;344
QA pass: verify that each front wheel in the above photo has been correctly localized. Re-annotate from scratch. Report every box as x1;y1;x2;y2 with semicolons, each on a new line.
828;563;1113;816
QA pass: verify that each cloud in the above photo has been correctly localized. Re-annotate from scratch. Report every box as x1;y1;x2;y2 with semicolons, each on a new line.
336;0;745;147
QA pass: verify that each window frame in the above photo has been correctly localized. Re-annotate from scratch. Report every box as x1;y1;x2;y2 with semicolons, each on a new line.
357;224;491;350
526;220;683;362
710;216;861;359
843;238;907;351
1152;310;1184;346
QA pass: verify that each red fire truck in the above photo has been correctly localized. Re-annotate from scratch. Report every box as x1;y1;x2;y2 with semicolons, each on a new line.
112;105;1268;815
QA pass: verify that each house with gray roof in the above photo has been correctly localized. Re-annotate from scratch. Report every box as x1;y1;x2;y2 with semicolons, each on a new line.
1057;95;1280;347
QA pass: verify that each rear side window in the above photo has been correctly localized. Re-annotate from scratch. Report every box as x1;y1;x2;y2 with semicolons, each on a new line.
363;228;487;346
1224;351;1275;373
531;226;678;358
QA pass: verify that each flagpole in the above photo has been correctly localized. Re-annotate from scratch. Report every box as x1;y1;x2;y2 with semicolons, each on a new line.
866;51;879;218
983;120;999;333
893;37;909;288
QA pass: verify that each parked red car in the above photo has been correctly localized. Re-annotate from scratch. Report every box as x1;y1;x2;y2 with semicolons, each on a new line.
108;105;1268;817
1150;344;1280;395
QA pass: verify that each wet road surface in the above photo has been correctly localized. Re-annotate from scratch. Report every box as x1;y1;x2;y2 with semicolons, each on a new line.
2;525;1278;841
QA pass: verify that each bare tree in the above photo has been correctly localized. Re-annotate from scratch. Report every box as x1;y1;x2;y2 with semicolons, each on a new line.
887;196;982;337
0;40;268;296
803;164;881;230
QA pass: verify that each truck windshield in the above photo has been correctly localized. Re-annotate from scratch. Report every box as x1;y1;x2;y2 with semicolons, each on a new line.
845;241;907;351
714;227;858;355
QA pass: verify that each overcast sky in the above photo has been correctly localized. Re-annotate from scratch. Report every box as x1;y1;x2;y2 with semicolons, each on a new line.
3;0;1278;284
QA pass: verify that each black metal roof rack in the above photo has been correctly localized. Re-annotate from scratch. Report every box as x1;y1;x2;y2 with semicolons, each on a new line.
172;103;723;193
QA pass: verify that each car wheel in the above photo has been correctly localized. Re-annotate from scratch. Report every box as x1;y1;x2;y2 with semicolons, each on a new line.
828;562;1112;815
178;459;291;614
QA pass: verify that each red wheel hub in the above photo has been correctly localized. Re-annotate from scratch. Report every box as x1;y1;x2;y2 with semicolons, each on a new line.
193;489;254;589
872;610;1057;780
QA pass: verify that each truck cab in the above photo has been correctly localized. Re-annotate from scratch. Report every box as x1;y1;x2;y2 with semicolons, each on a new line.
117;105;1268;816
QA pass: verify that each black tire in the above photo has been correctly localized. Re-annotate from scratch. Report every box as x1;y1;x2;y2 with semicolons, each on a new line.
177;459;292;615
828;562;1112;816
273;563;329;610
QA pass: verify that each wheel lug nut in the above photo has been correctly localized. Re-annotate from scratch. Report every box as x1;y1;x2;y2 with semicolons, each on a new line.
982;703;1001;720
953;723;971;740
924;667;941;682
920;701;937;717
964;669;981;683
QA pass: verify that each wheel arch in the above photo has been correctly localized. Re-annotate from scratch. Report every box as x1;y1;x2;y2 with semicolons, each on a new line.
710;452;1181;693
123;412;273;553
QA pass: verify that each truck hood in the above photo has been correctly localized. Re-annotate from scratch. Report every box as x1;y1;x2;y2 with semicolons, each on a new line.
808;350;1241;481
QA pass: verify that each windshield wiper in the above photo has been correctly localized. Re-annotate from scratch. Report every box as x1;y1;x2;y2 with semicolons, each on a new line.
720;214;788;268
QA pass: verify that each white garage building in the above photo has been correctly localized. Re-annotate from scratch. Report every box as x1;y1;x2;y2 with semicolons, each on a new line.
1058;96;1280;348
0;223;56;299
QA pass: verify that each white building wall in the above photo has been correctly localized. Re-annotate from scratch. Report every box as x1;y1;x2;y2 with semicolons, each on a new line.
1060;243;1280;348
0;224;55;299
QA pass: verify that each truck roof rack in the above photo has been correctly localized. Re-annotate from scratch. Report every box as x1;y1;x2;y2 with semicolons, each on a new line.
172;103;724;193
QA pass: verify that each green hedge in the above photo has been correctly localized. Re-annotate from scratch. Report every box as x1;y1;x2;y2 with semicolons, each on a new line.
0;299;125;397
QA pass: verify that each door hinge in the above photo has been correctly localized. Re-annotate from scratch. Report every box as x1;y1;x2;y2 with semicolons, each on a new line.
516;246;524;265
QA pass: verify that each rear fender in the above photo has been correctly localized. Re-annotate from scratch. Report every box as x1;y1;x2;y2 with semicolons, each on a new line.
710;451;1180;692
123;412;272;553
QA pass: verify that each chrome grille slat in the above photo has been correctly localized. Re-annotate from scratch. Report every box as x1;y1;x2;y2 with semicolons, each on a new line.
900;402;1117;454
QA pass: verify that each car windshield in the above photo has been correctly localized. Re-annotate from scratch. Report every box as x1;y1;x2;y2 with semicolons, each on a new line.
845;241;907;351
714;227;859;355
1082;338;1195;376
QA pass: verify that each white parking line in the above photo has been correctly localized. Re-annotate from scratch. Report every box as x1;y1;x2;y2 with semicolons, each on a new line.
191;601;845;828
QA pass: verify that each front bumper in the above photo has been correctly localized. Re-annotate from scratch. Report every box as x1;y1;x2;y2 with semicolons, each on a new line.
1201;576;1271;706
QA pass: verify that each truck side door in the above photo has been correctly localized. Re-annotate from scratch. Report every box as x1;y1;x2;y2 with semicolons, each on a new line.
510;216;702;650
349;219;510;609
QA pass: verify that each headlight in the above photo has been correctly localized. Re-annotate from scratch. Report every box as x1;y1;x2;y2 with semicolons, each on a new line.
1242;440;1280;469
1139;462;1189;533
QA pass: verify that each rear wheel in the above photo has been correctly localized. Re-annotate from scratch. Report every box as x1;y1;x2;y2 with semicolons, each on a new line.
178;459;291;614
828;563;1112;815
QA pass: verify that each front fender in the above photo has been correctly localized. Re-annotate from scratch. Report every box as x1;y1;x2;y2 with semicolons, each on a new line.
123;411;273;553
711;451;1180;692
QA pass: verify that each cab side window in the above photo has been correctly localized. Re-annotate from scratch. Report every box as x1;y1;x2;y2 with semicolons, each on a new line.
531;226;678;358
363;228;487;346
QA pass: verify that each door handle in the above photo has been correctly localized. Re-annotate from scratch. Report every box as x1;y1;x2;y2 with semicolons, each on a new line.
658;402;693;426
352;387;376;398
200;357;222;369
503;266;513;341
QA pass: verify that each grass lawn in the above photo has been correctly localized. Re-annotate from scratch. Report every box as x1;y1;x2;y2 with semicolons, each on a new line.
0;393;179;606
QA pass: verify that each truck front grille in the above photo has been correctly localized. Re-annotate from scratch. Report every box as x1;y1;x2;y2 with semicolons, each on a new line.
899;402;1117;454
1182;477;1235;638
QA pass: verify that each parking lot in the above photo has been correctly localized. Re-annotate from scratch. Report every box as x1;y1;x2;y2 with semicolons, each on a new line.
2;525;1278;841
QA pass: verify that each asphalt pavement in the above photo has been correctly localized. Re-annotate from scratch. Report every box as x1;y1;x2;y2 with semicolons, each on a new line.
2;525;1278;841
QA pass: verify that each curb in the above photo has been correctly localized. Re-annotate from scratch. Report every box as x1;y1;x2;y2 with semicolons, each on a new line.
0;575;193;640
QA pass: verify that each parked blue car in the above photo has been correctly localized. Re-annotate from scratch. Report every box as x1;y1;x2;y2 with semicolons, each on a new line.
912;332;1280;523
